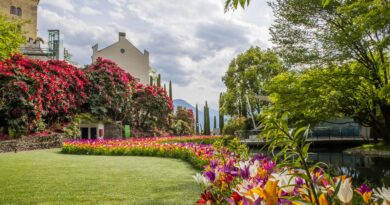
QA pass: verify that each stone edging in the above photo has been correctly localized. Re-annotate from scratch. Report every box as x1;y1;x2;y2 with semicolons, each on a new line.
0;134;63;153
343;148;390;158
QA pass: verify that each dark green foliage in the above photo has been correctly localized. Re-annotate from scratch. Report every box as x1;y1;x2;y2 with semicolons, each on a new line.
222;116;247;135
213;116;216;129
195;104;199;134
157;74;161;87
169;80;173;100
203;101;211;135
219;93;225;131
149;76;153;85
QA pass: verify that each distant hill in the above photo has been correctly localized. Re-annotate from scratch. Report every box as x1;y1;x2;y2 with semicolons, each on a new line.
173;99;220;130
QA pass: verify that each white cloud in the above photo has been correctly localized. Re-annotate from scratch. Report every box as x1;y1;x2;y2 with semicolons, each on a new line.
108;8;125;20
40;0;75;12
80;6;101;15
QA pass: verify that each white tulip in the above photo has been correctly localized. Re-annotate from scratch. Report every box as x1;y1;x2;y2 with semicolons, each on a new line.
249;161;259;178
373;187;390;205
193;173;211;188
337;178;353;203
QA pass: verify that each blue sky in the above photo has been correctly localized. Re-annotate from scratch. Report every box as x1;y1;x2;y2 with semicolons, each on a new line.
37;0;274;109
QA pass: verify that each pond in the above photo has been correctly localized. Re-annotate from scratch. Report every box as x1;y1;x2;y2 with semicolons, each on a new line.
251;147;390;187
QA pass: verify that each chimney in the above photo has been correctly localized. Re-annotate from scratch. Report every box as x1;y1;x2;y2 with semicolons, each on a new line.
119;32;126;41
92;44;98;54
144;49;150;64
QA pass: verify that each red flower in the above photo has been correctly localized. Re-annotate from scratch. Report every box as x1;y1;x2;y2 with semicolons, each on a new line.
197;192;215;204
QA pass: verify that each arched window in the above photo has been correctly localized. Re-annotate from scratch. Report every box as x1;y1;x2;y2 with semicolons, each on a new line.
16;8;22;16
10;6;16;15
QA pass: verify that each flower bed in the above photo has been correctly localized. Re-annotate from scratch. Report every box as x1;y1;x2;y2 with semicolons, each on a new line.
62;136;390;204
62;136;228;169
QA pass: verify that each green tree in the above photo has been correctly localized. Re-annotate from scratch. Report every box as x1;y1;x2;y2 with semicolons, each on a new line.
213;115;216;130
169;80;173;100
149;76;153;85
203;101;210;135
195;104;199;134
219;93;225;131
227;0;390;142
222;47;284;119
0;14;25;60
157;74;161;87
267;0;390;142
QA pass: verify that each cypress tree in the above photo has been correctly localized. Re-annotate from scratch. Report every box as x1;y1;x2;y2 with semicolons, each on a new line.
219;93;224;132
150;76;153;85
203;104;207;135
169;80;173;100
157;74;161;87
204;101;210;135
195;104;199;135
213;115;216;130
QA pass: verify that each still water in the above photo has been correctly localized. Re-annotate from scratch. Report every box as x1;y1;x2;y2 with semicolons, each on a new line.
251;147;390;187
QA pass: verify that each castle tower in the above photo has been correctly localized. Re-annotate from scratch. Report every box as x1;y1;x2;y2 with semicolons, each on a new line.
0;0;40;40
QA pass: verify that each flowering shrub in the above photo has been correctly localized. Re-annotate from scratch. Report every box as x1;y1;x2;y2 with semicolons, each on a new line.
171;106;195;135
0;54;89;136
83;58;136;122
131;84;173;132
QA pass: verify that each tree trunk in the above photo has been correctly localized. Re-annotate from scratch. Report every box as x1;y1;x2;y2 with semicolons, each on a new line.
379;101;390;144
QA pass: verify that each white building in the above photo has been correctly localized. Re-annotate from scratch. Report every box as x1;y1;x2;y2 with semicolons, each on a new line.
91;32;151;84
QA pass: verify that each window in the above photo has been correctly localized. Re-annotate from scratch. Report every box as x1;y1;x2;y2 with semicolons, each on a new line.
10;6;16;15
120;48;125;54
16;8;22;16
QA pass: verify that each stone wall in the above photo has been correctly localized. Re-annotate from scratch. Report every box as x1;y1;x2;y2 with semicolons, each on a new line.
0;134;63;153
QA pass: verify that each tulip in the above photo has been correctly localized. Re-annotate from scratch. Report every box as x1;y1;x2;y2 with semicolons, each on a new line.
193;173;211;188
337;178;353;203
373;187;390;205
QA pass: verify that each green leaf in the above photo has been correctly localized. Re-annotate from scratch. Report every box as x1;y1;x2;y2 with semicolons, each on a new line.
322;0;332;7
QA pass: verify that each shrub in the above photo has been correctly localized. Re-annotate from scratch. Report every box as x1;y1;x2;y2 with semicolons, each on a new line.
131;84;173;132
83;58;136;122
222;116;247;135
0;55;89;136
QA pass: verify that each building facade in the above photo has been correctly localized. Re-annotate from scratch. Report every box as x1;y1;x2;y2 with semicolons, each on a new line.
0;0;39;41
92;32;151;84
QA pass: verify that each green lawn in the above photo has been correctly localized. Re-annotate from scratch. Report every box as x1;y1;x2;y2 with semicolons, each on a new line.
0;149;201;205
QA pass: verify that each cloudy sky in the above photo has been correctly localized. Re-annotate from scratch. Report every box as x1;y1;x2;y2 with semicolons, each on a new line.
37;0;274;109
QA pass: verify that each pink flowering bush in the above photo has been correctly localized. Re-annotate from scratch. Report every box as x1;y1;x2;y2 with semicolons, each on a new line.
83;57;136;122
131;84;173;133
0;54;89;136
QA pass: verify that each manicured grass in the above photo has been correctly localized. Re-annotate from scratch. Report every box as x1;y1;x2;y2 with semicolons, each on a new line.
0;149;201;204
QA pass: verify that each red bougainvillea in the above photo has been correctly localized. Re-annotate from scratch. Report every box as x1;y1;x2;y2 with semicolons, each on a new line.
0;55;175;137
0;54;89;136
132;83;174;132
83;57;137;122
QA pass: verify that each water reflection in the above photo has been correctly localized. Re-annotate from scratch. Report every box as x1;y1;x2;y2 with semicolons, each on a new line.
308;149;390;186
251;148;390;186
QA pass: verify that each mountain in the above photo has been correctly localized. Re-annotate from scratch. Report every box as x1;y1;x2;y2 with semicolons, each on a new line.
173;99;220;130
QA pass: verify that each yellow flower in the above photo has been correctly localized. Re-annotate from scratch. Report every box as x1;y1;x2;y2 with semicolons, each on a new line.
249;180;279;205
319;194;328;205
